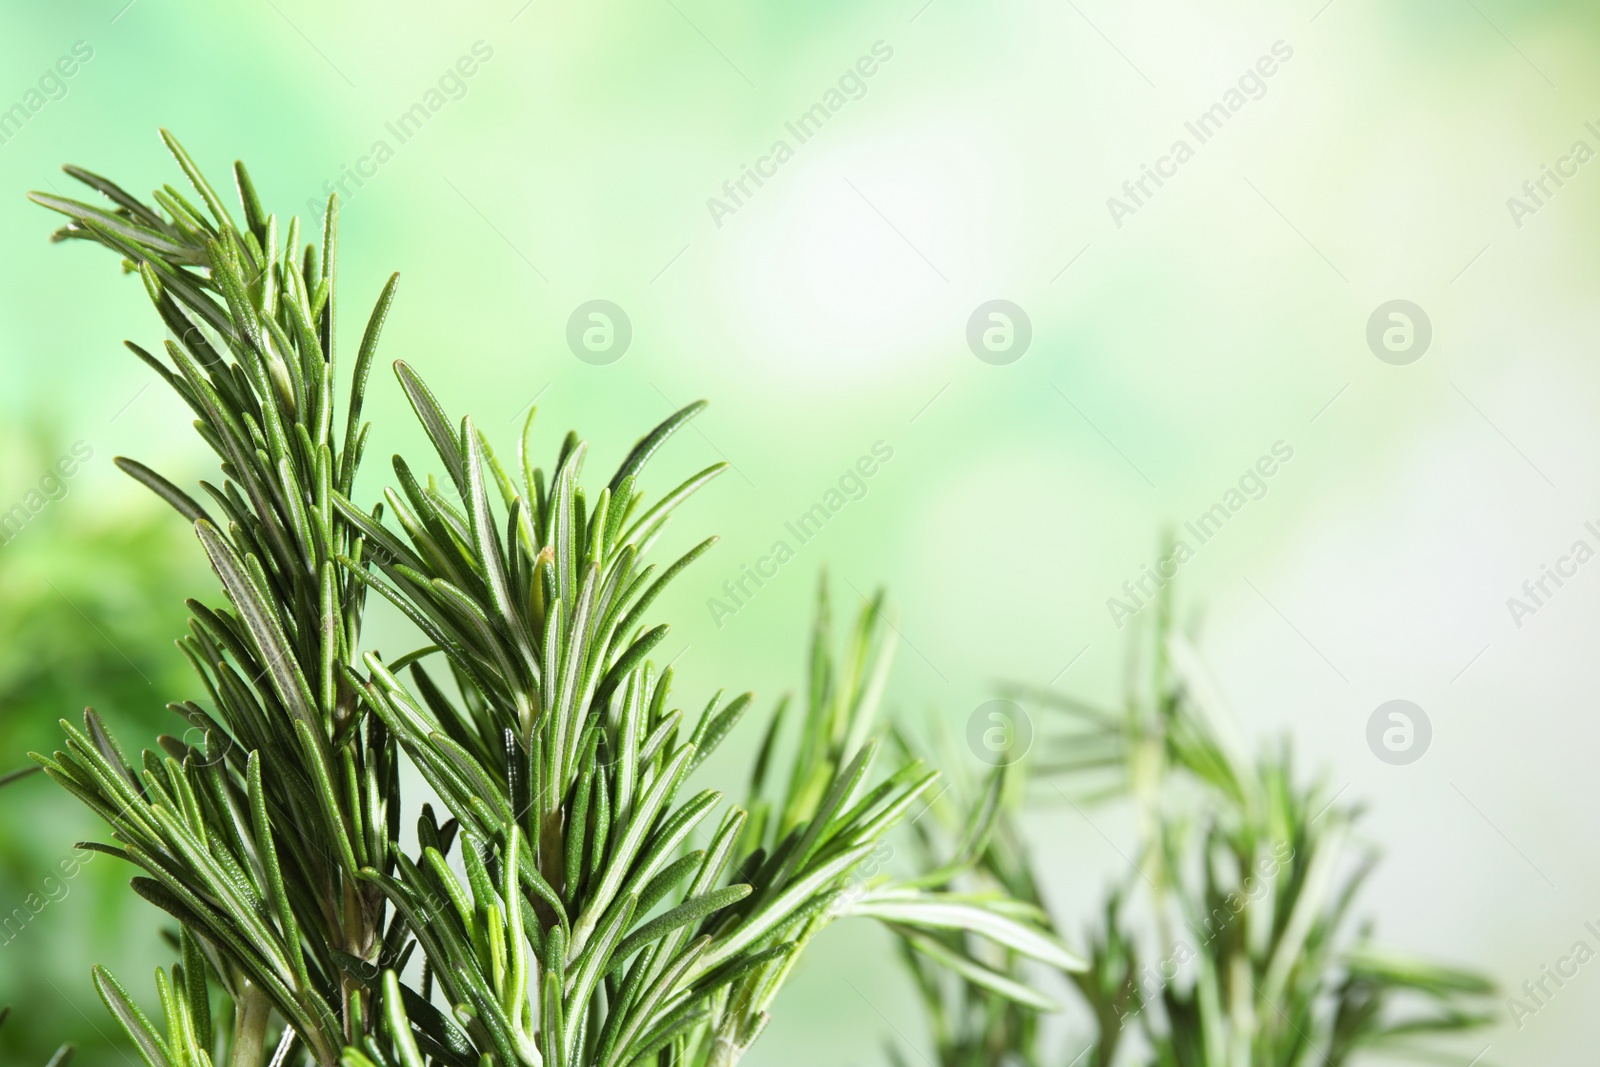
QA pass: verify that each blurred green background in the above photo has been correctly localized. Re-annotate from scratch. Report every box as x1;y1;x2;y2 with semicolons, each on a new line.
4;0;1600;1062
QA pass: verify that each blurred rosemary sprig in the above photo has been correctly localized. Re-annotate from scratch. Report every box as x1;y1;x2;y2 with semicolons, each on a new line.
1035;600;1497;1067
896;581;1495;1067
885;747;1063;1067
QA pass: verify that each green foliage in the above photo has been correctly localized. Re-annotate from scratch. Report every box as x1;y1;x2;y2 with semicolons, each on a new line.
887;749;1061;1067
0;434;210;1067
894;584;1495;1067
32;128;398;1067
24;132;1054;1067
1034;607;1497;1066
0;442;201;765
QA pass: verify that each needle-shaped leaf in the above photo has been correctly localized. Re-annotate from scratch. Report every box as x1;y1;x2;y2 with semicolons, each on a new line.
698;842;875;973
849;890;1086;972
612;885;752;971
93;969;175;1067
896;926;1059;1011
607;401;708;494
194;520;317;724
393;361;465;495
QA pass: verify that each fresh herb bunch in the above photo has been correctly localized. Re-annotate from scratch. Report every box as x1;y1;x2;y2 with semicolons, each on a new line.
25;132;1069;1067
894;581;1495;1067
32;129;401;1067
1033;596;1497;1066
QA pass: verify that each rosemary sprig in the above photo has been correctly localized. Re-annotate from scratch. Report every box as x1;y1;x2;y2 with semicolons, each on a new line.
893;578;1497;1067
25;132;1060;1067
32;129;396;1067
